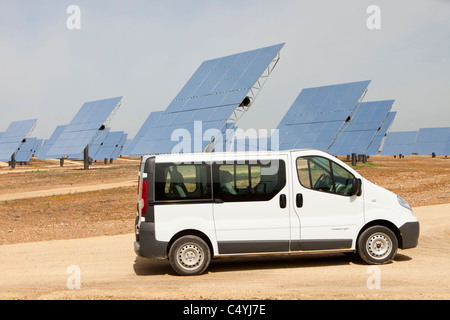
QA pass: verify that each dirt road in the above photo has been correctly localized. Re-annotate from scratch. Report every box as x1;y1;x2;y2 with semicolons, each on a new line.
0;203;448;300
0;180;136;202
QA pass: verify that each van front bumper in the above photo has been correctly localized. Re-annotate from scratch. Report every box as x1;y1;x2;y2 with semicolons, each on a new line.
399;221;420;249
134;221;168;259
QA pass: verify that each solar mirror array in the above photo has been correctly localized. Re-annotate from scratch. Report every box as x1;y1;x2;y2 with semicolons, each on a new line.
327;100;394;156
126;43;285;156
415;127;450;156
268;78;449;157
0;119;37;167
44;96;123;168
92;131;127;162
120;139;132;156
123;111;162;156
1;42;449;170
365;111;397;156
381;127;450;157
268;80;398;156
80;128;111;160
38;125;67;160
109;133;128;160
46;97;122;158
15;138;43;163
380;131;418;156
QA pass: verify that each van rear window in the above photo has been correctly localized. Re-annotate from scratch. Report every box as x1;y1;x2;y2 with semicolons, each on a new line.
154;163;212;201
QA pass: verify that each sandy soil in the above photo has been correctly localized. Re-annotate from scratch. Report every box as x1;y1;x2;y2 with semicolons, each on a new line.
0;204;448;300
0;155;448;300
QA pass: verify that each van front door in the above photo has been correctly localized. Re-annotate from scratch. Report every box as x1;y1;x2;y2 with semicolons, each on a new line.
293;154;364;251
212;157;292;255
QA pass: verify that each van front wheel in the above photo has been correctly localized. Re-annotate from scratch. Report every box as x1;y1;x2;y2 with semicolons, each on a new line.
358;226;398;264
169;235;211;276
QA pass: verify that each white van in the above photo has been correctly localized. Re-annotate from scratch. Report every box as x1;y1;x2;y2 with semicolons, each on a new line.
134;150;419;276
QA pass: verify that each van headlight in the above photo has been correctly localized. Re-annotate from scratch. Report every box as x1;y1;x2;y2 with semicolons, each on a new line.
397;195;412;211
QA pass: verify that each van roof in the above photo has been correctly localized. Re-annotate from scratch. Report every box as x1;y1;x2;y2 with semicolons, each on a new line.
143;149;332;161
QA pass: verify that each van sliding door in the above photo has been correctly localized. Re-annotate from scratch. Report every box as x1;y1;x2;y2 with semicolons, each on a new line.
212;157;292;255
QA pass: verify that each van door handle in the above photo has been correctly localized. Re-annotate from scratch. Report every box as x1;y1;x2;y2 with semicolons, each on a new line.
279;194;287;209
296;193;303;208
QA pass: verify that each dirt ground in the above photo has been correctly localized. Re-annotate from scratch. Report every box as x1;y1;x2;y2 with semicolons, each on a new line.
0;155;449;300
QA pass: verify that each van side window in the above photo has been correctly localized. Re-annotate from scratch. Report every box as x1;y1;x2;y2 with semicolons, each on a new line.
213;160;286;202
296;157;356;196
330;162;356;196
155;163;212;201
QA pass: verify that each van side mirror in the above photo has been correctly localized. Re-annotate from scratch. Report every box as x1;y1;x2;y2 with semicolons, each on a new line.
351;178;362;196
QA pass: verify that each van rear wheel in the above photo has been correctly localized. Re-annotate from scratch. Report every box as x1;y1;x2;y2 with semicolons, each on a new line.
169;235;211;276
358;226;398;264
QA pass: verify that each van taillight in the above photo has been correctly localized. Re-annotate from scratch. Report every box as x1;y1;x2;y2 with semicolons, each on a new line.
141;180;148;216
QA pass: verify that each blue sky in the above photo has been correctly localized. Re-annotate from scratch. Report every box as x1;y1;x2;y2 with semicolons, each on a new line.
0;0;449;139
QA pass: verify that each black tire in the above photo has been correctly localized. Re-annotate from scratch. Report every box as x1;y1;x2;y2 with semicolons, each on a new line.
169;235;211;276
357;226;398;265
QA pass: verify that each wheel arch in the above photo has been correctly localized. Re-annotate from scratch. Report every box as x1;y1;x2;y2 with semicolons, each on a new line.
167;229;215;257
357;219;403;249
